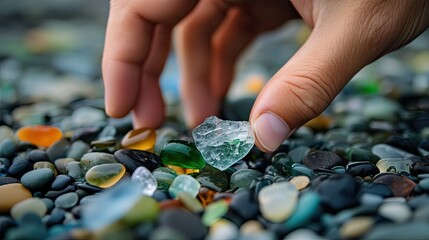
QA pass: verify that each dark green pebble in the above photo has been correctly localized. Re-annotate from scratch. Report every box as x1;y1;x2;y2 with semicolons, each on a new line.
160;140;205;170
0;138;16;158
114;149;163;173
8;155;33;178
344;147;379;164
20;168;55;190
196;169;229;192
28;149;50;163
271;153;294;176
291;163;315;179
46;138;70;162
230;169;263;189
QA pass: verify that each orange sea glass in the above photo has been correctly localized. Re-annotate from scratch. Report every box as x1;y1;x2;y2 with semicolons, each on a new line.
121;127;156;152
197;187;217;207
16;125;63;148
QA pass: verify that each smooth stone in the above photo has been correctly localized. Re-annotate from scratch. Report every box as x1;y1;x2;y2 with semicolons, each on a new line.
229;189;259;221
90;139;117;149
0;183;32;213
46;208;66;227
114;149;163;173
158;208;207;240
160;140;206;170
302;151;344;170
258;181;298;223
178;192;204;213
376;158;414;173
121;127;156;151
8;156;33;178
54;192;79;209
271;153;294;176
314;174;360;212
54;158;76;174
192;116;255;171
378;202;412;223
364;221;429;240
0;216;16;239
411;161;429;175
45;185;77;200
360;193;384;206
289;175;310;190
419;178;429;191
202;200;229;226
154;127;179;154
66;140;90;160
131;166;157;196
284;191;321;230
284;229;325;240
339;216;374;239
207;219;238;240
46;138;70;161
169;174;201;198
344;147;380;164
28;149;50;163
0;176;19;186
51;174;73;190
11;198;47;221
41;198;54;212
290;163;315;179
288;146;310;164
20;168;55;190
346;161;380;177
66;161;85;181
5;213;47;240
153;167;177;191
85;163;126;188
230;169;263;189
196;169;229;192
82;180;142;230
360;183;394;198
16;125;62;148
122;196;160;225
80;152;117;170
33;161;57;175
0;138;16;158
372;144;420;162
373;173;416;198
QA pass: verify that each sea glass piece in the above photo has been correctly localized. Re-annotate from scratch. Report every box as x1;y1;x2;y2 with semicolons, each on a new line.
192;116;254;171
168;174;200;198
16;125;62;148
131;166;157;196
121;127;156;152
160;140;205;169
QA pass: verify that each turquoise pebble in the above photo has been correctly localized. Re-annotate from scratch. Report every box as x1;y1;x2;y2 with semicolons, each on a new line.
284;191;321;230
169;175;201;198
290;164;315;179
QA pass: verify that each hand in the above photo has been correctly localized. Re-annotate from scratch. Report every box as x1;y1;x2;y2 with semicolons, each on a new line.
102;0;429;152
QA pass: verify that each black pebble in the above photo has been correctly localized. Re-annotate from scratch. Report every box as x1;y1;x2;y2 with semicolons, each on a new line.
314;174;360;213
346;161;380;178
75;183;102;193
114;149;163;173
46;138;70;162
46;208;66;227
45;185;76;200
302;151;344;170
411;161;429;175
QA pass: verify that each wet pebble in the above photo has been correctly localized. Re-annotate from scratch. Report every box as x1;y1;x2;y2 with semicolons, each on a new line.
114;149;163;173
302;151;344;170
20;168;55;190
54;192;79;209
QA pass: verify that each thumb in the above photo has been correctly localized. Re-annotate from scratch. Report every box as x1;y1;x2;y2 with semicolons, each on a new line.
249;20;377;152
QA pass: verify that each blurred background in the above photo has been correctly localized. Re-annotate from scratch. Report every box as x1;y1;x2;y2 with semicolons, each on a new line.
1;0;429;129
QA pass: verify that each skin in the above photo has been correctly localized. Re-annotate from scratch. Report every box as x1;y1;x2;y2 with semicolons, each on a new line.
103;0;429;152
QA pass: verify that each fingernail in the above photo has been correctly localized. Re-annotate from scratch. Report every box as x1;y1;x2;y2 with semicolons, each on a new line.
253;112;291;152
